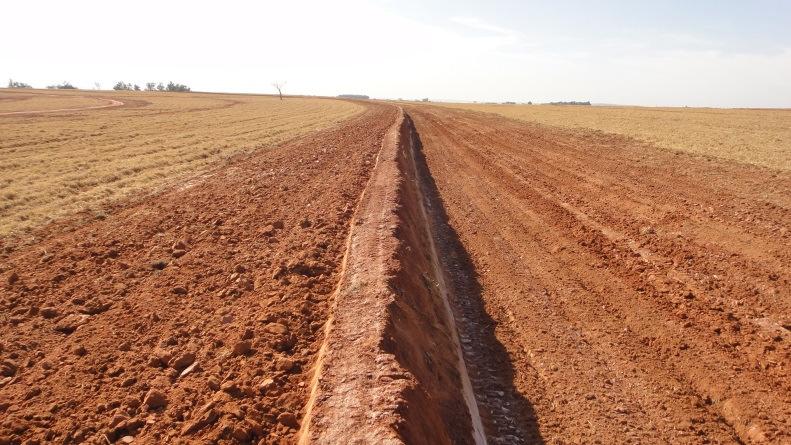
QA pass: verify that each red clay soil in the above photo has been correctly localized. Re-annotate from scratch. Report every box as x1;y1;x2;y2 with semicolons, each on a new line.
405;104;790;444
0;103;397;444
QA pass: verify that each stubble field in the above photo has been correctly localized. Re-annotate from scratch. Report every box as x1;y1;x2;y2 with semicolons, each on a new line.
0;89;362;238
442;103;791;170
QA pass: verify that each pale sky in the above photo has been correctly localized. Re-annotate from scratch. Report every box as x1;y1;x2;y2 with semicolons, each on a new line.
2;0;790;107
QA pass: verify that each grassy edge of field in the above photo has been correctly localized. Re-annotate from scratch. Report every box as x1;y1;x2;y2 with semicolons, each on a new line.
0;94;368;246
433;102;791;171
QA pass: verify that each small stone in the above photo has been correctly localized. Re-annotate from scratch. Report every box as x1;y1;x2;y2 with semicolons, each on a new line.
172;240;186;250
118;341;132;352
119;436;135;444
7;272;19;285
261;225;276;237
172;249;186;258
234;264;247;273
272;220;285;230
73;345;87;356
143;389;168;409
151;260;168;270
171;286;188;295
232;340;252;356
585;393;596;400
40;307;59;319
276;412;298;428
179;361;199;378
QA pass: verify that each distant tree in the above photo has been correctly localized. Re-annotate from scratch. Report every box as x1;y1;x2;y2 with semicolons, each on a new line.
145;82;156;91
94;82;101;90
134;84;141;91
272;81;285;100
421;98;429;102
527;101;532;105
165;81;190;92
113;81;132;91
156;82;165;91
7;79;32;88
49;82;76;89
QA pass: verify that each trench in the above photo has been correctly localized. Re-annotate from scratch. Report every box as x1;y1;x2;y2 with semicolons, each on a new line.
296;108;497;444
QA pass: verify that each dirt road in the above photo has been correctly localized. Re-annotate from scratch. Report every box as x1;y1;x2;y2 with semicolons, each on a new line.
406;105;790;444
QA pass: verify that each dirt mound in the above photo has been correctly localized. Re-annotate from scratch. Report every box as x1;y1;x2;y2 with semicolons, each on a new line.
298;110;484;444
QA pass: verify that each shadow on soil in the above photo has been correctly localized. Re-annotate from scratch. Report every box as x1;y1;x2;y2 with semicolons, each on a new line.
409;117;545;444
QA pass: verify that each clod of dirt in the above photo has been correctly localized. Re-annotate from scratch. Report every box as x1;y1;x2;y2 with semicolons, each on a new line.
0;360;18;377
143;389;168;409
150;259;168;270
277;412;298;428
171;352;195;371
232;340;252;356
54;314;89;334
39;307;58;319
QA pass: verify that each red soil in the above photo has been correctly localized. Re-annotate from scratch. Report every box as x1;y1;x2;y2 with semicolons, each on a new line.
0;103;396;444
406;104;790;444
1;100;789;445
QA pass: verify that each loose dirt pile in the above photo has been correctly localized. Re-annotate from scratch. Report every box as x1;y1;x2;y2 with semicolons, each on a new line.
0;104;395;444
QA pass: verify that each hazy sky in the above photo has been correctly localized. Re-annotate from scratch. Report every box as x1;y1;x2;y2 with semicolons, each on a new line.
2;0;790;107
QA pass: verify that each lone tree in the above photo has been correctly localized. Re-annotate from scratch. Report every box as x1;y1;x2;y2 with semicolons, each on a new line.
272;81;285;100
145;82;156;91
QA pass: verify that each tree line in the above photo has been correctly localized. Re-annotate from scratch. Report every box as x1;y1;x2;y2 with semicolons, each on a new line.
6;79;190;92
114;81;190;92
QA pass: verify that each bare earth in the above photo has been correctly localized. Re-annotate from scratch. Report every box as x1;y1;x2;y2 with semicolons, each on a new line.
0;97;789;444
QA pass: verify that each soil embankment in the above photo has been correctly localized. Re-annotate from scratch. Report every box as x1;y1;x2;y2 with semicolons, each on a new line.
298;110;485;444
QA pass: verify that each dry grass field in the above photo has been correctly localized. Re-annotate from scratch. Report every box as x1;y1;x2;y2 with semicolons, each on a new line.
442;103;791;170
0;92;110;113
0;89;362;237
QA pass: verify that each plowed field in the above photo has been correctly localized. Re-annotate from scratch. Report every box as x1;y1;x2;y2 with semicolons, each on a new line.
1;96;788;445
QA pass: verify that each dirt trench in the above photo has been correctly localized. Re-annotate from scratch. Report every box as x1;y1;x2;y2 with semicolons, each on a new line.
297;109;487;444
